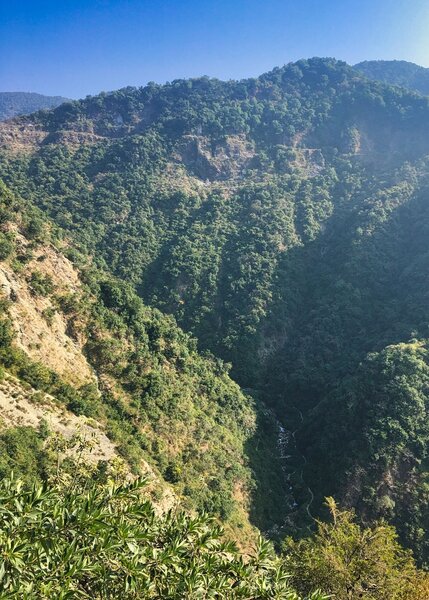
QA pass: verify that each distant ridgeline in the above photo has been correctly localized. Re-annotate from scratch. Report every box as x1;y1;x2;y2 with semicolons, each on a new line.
0;91;69;121
1;57;429;567
355;60;429;95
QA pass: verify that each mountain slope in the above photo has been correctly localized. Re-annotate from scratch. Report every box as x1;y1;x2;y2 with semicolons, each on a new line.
0;92;69;121
0;180;288;543
355;60;429;95
1;58;429;559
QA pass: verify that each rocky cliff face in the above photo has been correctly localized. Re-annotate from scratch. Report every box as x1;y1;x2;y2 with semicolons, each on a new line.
0;237;94;387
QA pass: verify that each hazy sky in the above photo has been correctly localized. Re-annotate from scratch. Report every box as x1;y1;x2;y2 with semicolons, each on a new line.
2;0;429;98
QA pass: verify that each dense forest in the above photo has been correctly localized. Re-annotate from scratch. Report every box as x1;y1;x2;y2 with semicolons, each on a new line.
0;179;291;544
1;57;429;594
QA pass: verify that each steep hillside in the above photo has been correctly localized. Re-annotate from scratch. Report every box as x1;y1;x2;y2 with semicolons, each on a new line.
0;181;288;544
0;92;69;121
355;60;429;95
0;233;94;386
1;58;429;560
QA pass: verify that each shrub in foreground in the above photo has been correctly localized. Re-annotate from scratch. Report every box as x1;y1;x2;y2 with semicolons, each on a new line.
0;477;326;599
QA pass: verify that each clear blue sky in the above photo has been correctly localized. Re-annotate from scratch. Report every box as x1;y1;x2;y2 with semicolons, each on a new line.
1;0;429;99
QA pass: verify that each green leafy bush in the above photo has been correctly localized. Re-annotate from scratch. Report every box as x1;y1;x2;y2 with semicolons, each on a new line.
27;271;54;296
283;498;429;600
0;232;13;260
0;476;327;599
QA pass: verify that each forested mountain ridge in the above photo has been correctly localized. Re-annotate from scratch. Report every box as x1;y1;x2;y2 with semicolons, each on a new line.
355;60;429;95
0;92;69;121
1;57;429;565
